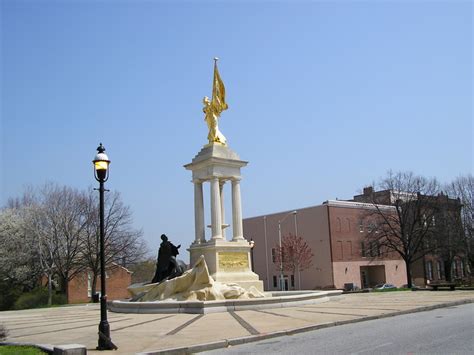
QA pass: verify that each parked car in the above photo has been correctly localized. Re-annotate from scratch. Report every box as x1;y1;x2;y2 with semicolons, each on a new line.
374;283;397;290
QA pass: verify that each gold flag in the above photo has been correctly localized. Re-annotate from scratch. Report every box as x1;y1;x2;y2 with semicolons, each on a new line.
211;61;228;113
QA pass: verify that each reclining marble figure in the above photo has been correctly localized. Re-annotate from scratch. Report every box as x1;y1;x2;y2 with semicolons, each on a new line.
129;255;264;301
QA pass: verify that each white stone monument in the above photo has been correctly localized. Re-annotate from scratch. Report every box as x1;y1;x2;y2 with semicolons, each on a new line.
184;59;263;292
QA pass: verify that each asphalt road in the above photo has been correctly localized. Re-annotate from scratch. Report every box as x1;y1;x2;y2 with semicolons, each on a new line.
201;303;474;354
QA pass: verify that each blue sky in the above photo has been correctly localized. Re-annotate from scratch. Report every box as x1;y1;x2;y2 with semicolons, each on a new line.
1;0;472;257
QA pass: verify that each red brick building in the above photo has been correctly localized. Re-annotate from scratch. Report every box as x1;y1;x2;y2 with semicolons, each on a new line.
243;200;406;291
353;187;468;286
67;264;132;303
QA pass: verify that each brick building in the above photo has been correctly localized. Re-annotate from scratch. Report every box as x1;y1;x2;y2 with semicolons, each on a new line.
67;264;132;303
353;187;468;286
243;200;406;291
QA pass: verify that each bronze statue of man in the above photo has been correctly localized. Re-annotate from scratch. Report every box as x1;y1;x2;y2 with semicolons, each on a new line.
151;234;181;284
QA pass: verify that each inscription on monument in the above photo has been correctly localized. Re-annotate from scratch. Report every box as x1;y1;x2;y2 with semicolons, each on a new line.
218;252;249;271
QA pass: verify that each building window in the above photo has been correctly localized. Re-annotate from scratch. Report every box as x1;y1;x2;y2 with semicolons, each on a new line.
459;260;464;278
273;275;277;288
337;241;343;260
426;261;433;280
359;219;364;233
361;241;366;257
336;218;342;232
346;241;353;258
369;242;377;258
291;275;295;287
369;242;378;257
271;248;276;263
367;222;377;234
367;222;372;233
424;239;430;250
436;261;442;280
346;218;351;232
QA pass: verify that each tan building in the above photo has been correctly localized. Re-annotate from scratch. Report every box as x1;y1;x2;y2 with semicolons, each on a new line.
243;200;407;291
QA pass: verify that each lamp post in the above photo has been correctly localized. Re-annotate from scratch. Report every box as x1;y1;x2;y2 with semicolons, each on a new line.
93;143;116;351
278;210;297;291
263;216;270;290
249;238;255;272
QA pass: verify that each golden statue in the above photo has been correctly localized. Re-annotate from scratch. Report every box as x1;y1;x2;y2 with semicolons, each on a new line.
203;58;228;146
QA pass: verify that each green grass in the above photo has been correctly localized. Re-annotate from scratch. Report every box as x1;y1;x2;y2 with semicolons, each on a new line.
0;345;47;354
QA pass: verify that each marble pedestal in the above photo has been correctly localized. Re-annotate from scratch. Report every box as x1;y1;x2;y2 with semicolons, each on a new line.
188;239;263;292
185;143;264;293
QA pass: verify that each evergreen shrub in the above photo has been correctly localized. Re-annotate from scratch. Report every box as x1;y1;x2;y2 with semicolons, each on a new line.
13;288;67;310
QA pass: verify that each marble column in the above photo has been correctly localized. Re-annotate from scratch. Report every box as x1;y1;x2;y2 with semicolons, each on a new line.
232;178;244;241
220;180;226;240
193;180;205;244
210;177;223;239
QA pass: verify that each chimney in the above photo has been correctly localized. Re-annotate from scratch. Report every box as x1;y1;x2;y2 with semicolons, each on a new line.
363;186;374;196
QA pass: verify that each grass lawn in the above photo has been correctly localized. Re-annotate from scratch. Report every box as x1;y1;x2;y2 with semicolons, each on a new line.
0;345;47;354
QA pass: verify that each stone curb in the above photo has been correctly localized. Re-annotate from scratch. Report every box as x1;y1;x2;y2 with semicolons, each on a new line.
142;298;474;354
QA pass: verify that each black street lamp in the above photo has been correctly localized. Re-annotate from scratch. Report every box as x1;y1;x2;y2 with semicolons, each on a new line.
93;143;116;350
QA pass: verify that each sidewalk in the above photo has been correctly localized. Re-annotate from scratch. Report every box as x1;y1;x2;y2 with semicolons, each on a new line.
1;290;473;354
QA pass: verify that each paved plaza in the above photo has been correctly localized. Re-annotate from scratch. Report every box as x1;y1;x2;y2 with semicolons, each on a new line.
1;291;473;354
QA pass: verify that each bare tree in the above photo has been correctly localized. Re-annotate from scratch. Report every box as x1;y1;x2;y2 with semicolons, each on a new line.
82;189;147;300
2;183;148;305
274;233;313;290
128;258;156;284
3;185;84;305
3;190;60;306
22;203;57;306
357;171;441;288
35;184;90;301
445;174;473;276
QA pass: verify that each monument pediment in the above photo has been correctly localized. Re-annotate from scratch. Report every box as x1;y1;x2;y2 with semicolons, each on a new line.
185;143;247;169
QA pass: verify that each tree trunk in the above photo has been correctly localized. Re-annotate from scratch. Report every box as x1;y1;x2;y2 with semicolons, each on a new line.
91;272;98;303
444;260;452;282
59;276;69;303
47;272;52;306
405;259;412;288
65;280;70;303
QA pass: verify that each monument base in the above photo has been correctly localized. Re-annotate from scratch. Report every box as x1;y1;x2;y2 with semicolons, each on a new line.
110;290;343;314
188;238;264;293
